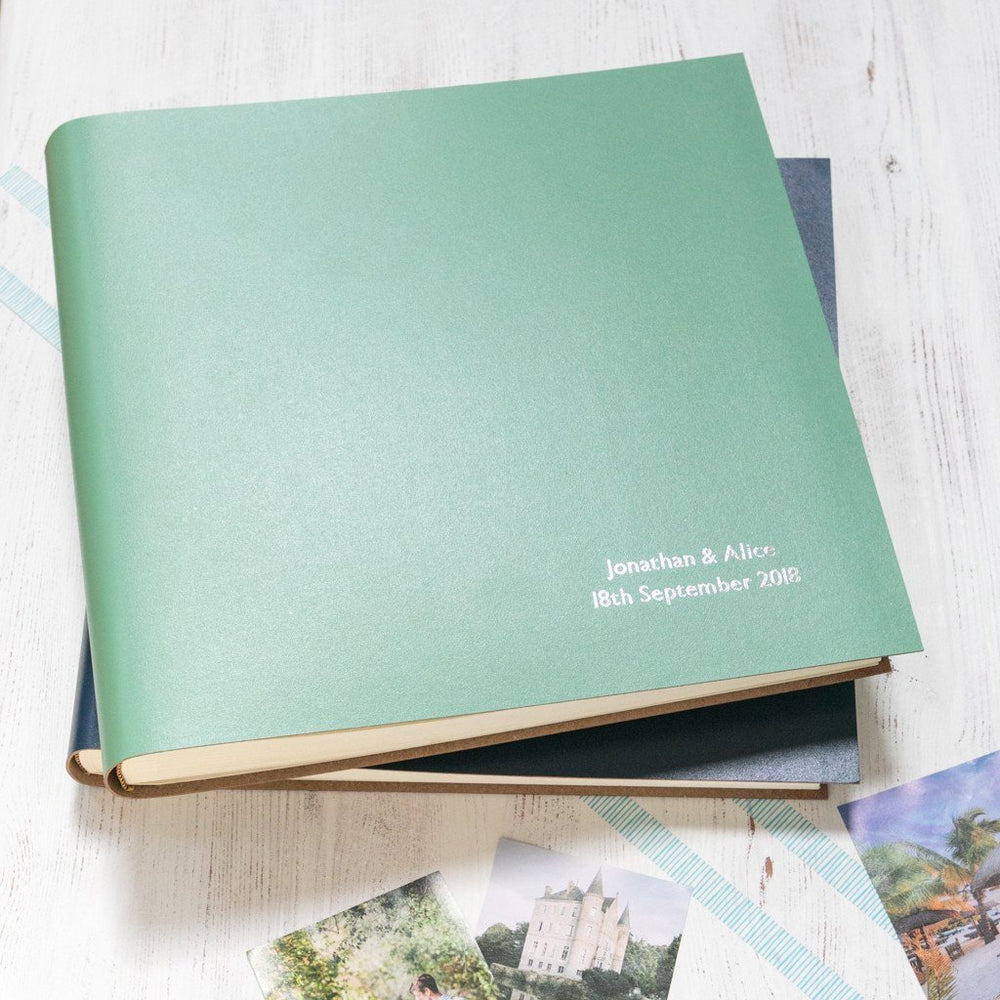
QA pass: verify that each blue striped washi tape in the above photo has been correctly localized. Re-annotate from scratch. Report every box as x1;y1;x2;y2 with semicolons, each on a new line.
0;166;60;348
0;266;60;349
734;798;894;934
585;795;865;1000
0;164;51;223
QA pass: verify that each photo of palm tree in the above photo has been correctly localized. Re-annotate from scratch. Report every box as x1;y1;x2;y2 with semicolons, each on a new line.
839;750;1000;999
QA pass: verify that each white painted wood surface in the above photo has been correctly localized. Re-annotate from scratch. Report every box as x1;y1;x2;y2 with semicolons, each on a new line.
0;2;995;997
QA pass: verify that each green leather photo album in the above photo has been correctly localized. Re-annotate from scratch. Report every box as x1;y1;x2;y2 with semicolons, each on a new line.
66;159;863;800
47;55;920;796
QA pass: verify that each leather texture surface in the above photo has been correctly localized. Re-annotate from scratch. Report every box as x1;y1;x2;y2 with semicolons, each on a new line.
67;158;861;790
47;58;919;776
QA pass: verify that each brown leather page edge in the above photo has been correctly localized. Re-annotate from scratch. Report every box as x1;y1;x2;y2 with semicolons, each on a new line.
246;779;829;800
67;751;104;787
104;657;890;797
75;757;828;798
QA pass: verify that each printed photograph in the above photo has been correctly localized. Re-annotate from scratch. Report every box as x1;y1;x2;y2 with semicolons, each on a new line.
476;839;691;1000
839;750;1000;1000
248;872;497;1000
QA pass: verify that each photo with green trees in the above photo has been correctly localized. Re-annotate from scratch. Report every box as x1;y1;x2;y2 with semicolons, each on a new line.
476;839;690;1000
248;872;498;1000
840;750;1000;1000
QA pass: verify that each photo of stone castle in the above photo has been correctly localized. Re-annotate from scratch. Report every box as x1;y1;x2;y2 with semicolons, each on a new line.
476;839;691;1000
517;870;630;980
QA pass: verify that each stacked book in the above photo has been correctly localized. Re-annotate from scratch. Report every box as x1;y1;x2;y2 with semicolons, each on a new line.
52;55;920;800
